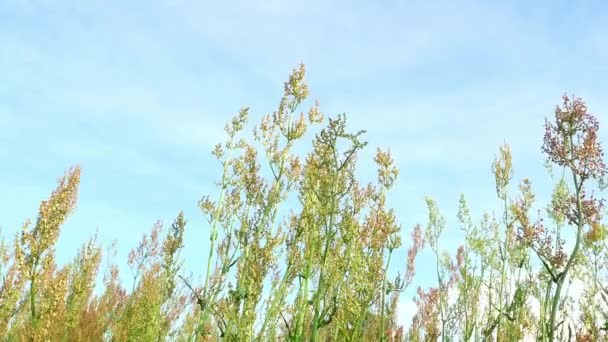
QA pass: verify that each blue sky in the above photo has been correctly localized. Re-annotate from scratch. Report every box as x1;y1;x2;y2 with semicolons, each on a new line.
1;0;607;327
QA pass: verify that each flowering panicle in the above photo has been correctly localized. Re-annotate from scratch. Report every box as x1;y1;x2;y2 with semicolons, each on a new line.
492;143;513;200
543;94;606;182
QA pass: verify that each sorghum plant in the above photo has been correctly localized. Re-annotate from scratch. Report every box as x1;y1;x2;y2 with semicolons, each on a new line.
185;64;418;342
419;197;461;341
113;213;188;340
538;94;606;341
3;65;607;342
454;195;483;341
10;166;81;340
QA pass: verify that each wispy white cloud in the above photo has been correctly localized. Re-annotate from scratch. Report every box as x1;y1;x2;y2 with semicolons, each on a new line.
167;0;529;78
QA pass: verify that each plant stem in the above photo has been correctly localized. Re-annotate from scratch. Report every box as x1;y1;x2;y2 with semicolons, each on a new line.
380;249;393;342
548;135;583;341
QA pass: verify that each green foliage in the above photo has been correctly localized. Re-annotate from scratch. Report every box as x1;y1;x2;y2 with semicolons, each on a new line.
1;67;607;342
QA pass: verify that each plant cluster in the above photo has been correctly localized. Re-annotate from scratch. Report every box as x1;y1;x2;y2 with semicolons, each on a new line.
1;65;606;341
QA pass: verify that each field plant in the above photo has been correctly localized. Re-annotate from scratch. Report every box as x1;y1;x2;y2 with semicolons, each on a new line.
0;65;606;341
